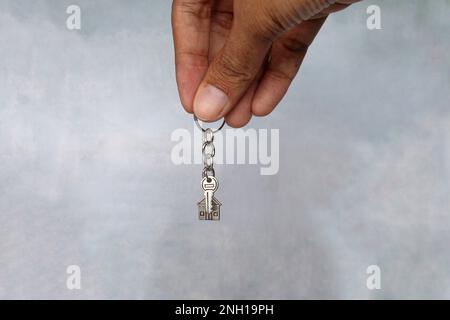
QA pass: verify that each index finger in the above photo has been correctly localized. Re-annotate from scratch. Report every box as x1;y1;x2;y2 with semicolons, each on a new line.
172;0;212;113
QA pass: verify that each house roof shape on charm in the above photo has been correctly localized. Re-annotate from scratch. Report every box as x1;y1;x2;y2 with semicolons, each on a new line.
197;197;222;207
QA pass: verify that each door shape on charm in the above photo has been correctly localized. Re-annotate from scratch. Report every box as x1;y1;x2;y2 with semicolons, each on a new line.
198;198;221;221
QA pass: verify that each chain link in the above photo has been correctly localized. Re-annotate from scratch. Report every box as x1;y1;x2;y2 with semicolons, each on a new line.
194;116;225;179
202;128;215;177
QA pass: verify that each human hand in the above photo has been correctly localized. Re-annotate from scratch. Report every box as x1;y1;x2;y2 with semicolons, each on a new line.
172;0;358;127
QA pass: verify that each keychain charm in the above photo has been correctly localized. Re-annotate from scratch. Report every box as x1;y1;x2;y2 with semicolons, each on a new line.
194;116;225;221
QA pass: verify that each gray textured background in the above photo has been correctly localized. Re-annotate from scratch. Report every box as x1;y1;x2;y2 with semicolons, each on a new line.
0;0;449;299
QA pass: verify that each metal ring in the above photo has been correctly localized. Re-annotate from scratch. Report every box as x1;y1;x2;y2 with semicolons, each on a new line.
194;115;225;133
203;155;214;168
202;167;215;178
204;128;214;143
202;141;215;158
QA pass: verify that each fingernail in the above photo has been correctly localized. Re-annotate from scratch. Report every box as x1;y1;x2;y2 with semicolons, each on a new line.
194;84;228;120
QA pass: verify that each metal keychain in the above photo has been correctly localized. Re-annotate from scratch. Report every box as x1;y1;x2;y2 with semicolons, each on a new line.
194;115;225;221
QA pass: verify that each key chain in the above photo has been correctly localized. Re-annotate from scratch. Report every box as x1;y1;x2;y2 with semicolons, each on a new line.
194;115;225;221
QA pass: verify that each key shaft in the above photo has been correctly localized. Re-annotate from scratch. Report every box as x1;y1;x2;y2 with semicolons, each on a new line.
201;176;218;214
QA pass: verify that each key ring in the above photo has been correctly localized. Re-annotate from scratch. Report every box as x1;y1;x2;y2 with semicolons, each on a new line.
193;115;225;133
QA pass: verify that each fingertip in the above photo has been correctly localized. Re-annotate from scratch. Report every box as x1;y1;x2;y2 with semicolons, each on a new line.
193;83;229;121
224;80;257;128
251;80;284;117
252;106;272;117
178;87;193;114
251;62;295;116
225;113;252;128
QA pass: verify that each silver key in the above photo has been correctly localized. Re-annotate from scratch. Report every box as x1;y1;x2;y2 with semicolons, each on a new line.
202;176;218;214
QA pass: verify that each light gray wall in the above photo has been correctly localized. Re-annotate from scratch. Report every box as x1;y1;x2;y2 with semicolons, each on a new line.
0;0;449;299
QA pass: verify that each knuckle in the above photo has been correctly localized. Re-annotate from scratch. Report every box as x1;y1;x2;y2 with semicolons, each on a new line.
247;2;301;41
233;2;282;42
279;36;309;54
244;11;283;42
268;68;294;82
174;0;211;19
243;0;334;41
261;13;289;39
210;52;255;90
211;10;233;31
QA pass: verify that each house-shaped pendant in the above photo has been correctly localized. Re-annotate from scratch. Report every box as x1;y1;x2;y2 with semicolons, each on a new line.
198;197;221;221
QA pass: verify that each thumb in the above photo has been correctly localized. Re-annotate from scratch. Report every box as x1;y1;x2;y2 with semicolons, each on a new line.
193;26;271;121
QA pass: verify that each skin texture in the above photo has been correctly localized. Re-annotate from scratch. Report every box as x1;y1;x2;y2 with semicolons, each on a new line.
172;0;359;128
